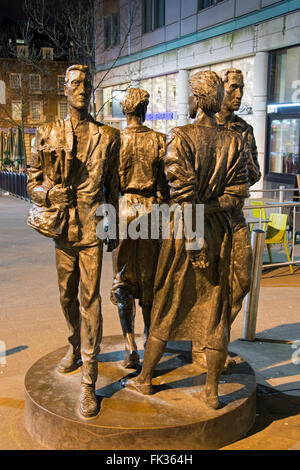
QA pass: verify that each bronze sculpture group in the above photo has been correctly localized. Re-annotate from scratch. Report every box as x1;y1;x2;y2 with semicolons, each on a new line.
27;64;260;418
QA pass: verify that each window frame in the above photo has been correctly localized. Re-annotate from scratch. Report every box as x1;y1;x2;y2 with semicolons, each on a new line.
10;73;22;89
104;11;120;50
142;0;165;34
42;47;54;61
58;101;68;120
31;101;42;121
16;45;29;59
57;75;65;93
198;0;224;11
11;100;22;121
29;74;41;91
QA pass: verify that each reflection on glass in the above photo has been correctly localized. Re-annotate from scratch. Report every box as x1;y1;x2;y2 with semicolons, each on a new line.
272;46;300;104
270;119;299;174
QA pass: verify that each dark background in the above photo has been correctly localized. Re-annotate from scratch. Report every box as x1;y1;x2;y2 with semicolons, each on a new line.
0;0;25;22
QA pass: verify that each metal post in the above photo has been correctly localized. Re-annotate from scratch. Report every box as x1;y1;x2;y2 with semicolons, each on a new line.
279;186;285;213
242;229;266;341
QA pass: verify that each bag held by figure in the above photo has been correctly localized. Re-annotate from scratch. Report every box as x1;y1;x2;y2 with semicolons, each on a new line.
27;147;71;239
27;204;67;238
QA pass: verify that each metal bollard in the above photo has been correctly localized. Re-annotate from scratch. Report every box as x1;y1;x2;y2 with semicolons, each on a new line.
242;229;266;341
279;185;285;214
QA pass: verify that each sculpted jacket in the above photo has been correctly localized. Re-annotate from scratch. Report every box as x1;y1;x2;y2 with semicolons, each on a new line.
27;115;120;246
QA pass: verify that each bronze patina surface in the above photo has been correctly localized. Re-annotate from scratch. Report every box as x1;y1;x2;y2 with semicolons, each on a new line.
25;335;256;450
124;71;250;411
193;68;261;368
110;88;168;369
217;68;261;323
27;64;120;418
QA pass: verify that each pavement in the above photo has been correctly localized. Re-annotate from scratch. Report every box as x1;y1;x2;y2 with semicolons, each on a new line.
0;193;300;451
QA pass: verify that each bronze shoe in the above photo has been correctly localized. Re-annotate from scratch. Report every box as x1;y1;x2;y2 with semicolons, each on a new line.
79;384;99;418
57;347;81;374
124;377;153;395
123;350;140;369
197;390;220;410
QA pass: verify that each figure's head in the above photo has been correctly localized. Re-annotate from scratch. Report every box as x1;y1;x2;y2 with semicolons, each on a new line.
220;68;244;112
121;88;150;122
64;64;92;112
189;71;224;118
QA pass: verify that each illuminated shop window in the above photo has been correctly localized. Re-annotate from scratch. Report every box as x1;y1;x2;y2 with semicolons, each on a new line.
270;119;300;174
269;46;300;104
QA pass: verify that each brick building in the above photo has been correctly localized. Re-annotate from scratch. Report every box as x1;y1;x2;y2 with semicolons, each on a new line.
0;18;72;166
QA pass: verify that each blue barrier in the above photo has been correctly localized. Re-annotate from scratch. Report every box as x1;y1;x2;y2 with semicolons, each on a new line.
0;171;29;200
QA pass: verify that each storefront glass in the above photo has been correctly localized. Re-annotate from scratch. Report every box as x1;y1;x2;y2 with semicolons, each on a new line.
269;45;300;104
102;74;178;133
269;118;299;174
141;73;178;134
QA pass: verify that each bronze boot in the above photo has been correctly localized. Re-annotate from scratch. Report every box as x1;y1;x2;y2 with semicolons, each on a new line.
79;384;99;418
57;346;81;374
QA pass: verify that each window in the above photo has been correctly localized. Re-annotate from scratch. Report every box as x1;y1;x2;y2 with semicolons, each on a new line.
154;0;165;29
17;45;28;58
269;46;300;104
10;73;21;89
12;100;22;120
29;74;41;91
112;89;126;118
57;75;65;92
143;0;165;33
31;101;41;120
104;12;120;49
269;119;300;174
42;47;53;60
59;101;68;120
198;0;224;10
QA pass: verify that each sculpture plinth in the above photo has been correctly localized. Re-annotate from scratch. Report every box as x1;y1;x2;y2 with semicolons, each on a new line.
25;335;256;450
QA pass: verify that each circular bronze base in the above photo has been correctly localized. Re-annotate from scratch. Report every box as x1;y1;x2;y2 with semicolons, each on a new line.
25;336;256;450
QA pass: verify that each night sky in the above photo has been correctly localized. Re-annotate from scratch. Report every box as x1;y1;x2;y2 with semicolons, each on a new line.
0;0;28;23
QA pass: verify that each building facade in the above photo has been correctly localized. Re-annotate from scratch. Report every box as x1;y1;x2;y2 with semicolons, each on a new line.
0;19;71;166
95;0;300;191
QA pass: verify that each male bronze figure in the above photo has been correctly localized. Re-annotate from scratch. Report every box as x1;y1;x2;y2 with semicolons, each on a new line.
27;65;120;418
217;68;261;322
124;71;249;409
111;88;167;368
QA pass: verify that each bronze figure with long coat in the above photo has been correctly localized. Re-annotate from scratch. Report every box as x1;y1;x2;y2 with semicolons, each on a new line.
124;71;249;410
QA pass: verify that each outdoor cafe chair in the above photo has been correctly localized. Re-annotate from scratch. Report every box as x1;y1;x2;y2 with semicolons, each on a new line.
264;213;293;274
249;201;268;232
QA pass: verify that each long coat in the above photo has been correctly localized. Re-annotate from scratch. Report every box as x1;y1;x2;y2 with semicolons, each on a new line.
150;122;249;352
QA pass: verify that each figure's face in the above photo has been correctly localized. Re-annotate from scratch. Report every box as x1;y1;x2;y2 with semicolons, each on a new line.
222;73;244;112
188;92;198;119
64;70;91;111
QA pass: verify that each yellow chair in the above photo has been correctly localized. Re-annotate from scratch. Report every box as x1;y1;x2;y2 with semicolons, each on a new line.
265;213;293;274
250;201;268;232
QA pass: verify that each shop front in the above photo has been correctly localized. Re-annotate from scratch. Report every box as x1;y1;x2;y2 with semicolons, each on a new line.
266;45;300;186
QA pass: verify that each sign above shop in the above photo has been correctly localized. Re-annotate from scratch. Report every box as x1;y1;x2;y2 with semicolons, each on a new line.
146;112;177;121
